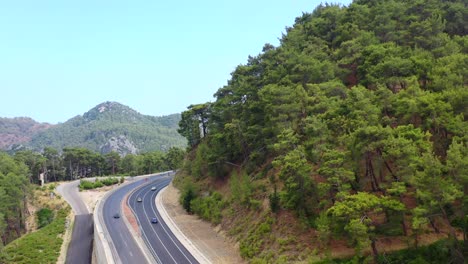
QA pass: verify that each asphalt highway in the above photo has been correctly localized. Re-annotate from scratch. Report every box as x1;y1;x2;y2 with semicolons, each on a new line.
57;180;93;264
102;178;151;264
128;177;199;264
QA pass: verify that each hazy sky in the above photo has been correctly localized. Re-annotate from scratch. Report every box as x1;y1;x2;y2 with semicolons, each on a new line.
0;0;351;124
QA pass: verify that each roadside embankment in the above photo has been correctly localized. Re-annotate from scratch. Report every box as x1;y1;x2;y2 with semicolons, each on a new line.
158;182;245;264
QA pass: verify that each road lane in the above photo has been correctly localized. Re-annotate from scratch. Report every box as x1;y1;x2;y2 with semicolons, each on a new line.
57;181;93;264
57;180;89;215
102;178;150;264
128;177;199;264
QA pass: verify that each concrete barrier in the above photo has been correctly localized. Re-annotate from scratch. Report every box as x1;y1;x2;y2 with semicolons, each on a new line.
93;191;118;264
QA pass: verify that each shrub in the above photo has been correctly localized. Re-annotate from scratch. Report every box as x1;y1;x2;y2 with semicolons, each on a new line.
93;180;104;188
79;180;94;190
36;208;54;228
269;185;280;213
0;208;70;264
190;191;225;224
180;184;196;213
239;216;274;259
100;177;119;186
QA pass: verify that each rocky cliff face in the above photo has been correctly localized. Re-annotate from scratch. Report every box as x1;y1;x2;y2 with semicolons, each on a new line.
100;135;138;156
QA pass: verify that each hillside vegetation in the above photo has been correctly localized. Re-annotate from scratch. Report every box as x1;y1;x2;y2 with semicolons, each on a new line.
0;182;71;264
0;117;52;150
27;101;186;155
176;0;467;263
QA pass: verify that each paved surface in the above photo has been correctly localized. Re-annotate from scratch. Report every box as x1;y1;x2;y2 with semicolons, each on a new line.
128;177;199;264
57;180;89;215
159;183;244;263
102;178;152;264
57;181;93;264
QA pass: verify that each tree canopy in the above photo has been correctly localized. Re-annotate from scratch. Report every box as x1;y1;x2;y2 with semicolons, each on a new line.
177;0;467;261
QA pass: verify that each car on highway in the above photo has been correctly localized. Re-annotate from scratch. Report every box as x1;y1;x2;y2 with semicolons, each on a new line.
113;213;120;219
137;197;142;202
151;186;156;191
151;217;158;224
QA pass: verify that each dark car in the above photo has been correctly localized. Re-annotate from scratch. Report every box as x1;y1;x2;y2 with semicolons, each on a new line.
113;213;120;219
137;197;142;202
151;217;158;224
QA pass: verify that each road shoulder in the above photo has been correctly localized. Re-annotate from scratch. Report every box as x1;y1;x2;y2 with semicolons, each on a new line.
158;183;245;264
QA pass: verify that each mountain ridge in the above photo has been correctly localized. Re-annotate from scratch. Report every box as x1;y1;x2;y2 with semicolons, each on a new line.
0;117;53;150
1;101;186;155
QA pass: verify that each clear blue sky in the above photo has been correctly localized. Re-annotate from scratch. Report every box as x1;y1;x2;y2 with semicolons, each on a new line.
0;0;351;124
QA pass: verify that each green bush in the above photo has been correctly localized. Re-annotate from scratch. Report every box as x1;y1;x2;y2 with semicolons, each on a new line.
0;208;70;264
79;177;120;190
239;216;274;259
79;180;94;190
93;180;104;188
100;177;119;186
36;208;54;228
314;239;465;264
180;183;196;213
190;191;225;224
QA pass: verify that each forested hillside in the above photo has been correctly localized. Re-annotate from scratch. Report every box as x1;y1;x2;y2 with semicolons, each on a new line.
28;101;186;155
0;153;31;247
0;117;52;150
176;0;467;263
0;145;184;252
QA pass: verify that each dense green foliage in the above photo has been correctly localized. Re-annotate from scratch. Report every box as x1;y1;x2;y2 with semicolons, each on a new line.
0;208;69;264
0;152;30;247
26;101;186;154
36;208;54;229
10;146;185;183
78;177;122;190
316;240;465;264
0;145;184;251
178;0;467;262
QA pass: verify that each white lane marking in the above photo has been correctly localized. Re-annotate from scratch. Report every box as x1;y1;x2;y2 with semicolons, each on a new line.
149;188;194;264
128;182;162;264
141;182;178;264
128;180;167;264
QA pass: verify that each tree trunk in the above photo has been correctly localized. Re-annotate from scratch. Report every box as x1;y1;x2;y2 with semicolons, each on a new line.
371;239;379;262
366;153;380;192
440;206;465;263
401;214;408;236
414;232;419;248
69;160;73;180
429;218;440;233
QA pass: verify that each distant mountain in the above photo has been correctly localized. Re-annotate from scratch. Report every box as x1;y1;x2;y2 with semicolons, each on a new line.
0;117;53;150
26;102;186;155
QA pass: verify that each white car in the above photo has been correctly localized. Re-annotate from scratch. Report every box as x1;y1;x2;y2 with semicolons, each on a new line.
151;186;156;191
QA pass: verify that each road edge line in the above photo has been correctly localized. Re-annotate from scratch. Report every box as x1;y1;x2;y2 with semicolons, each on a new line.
94;192;118;264
155;186;212;264
121;189;157;264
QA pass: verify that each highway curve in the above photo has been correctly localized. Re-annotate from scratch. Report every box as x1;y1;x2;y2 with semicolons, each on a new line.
57;180;93;264
128;177;199;264
102;178;151;264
